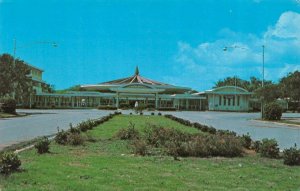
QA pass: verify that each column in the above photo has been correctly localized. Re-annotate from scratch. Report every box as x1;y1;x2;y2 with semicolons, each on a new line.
186;99;189;110
200;99;202;111
116;92;119;108
155;93;158;109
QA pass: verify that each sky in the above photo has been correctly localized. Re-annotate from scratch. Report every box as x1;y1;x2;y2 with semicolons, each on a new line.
1;0;300;91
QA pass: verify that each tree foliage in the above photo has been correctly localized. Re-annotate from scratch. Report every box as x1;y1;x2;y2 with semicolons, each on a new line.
215;76;273;92
255;84;281;103
0;54;31;104
280;71;300;102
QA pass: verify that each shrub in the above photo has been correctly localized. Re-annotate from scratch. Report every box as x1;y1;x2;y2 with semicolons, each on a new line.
241;133;252;149
116;122;140;140
78;120;93;132
35;137;50;154
0;152;21;174
217;129;237;137
67;133;85;146
165;134;243;158
55;129;69;145
283;146;300;166
140;112;143;115
158;112;162;116
69;123;81;134
253;140;262;152
259;138;280;158
132;139;148;156
264;102;282;120
143;124;190;148
0;98;16;114
151;112;155;115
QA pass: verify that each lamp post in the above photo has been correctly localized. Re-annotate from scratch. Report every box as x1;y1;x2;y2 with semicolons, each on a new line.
261;45;265;119
12;39;58;108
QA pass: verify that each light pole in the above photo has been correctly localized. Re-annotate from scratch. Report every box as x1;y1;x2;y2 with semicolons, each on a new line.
12;39;58;107
261;45;265;119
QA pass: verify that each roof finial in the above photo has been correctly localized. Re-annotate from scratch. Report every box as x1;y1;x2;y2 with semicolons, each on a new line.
135;66;139;75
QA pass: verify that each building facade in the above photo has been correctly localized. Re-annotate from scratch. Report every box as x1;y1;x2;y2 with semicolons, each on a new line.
205;86;253;112
33;67;206;110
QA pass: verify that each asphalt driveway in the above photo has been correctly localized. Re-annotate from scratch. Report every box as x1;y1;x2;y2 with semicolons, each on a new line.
165;111;300;149
0;109;110;150
0;109;299;150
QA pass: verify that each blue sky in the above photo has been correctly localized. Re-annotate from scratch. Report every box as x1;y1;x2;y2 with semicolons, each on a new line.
1;0;300;91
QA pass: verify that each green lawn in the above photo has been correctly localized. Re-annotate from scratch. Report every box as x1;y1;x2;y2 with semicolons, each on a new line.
1;115;300;191
0;112;17;118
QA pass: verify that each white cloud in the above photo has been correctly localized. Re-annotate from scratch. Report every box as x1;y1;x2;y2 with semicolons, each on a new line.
170;11;300;91
266;11;300;39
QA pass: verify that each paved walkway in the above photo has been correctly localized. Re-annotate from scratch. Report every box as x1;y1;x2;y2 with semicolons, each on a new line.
165;111;300;149
0;109;111;150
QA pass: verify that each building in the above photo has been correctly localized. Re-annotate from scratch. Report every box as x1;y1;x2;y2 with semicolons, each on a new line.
25;63;50;94
33;67;206;110
205;86;253;112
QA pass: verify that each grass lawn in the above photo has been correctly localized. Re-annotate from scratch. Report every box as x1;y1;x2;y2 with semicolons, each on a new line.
279;119;300;127
0;112;17;118
1;115;300;191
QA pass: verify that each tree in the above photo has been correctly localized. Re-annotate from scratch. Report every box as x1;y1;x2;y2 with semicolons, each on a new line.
14;59;32;105
280;71;300;107
255;84;281;103
0;54;14;96
215;76;272;92
0;54;32;105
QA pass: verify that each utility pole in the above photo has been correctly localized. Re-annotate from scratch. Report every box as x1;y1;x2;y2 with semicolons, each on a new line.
261;45;265;119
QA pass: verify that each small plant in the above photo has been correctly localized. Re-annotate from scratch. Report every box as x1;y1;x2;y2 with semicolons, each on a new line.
132;139;148;156
253;140;262;152
67;133;85;146
116;122;140;140
140;112;143;115
35;137;50;154
283;146;300;166
259;138;280;158
151;112;155;115
241;133;252;149
0;152;21;174
55;128;69;145
69;123;81;134
264;102;282;120
0;98;16;114
158;112;162;116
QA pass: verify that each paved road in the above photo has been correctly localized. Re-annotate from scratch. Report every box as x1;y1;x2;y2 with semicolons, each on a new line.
0;110;299;150
165;111;300;149
0;109;111;150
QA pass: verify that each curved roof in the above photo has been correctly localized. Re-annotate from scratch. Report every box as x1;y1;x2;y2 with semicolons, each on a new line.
205;86;253;95
99;66;169;86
